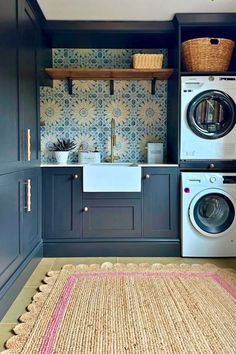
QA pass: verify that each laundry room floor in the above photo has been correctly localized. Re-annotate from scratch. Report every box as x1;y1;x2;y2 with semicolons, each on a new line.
0;257;235;351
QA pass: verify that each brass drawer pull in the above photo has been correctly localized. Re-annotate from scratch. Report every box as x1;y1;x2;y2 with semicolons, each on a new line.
83;207;89;212
24;179;32;212
74;174;79;179
26;128;31;161
145;174;151;179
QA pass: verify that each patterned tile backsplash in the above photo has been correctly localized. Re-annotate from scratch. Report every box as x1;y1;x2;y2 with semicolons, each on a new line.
40;48;168;163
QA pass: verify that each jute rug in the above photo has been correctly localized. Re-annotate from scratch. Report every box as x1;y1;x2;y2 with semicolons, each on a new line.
2;262;236;354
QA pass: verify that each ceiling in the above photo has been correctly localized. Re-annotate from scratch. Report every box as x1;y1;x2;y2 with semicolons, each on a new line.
37;0;236;21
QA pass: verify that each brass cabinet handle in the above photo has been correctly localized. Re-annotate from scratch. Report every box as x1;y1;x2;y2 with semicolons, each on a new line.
24;179;32;212
83;207;89;212
26;128;31;161
74;174;79;179
145;174;151;179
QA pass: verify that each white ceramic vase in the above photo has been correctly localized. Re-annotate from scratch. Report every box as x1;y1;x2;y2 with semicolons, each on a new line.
55;151;69;164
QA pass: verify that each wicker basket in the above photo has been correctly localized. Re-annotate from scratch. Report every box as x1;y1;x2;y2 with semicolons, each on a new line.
132;54;163;69
182;38;235;72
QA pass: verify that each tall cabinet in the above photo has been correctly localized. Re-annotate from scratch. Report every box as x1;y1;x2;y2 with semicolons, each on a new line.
0;0;20;171
0;0;50;319
19;0;40;167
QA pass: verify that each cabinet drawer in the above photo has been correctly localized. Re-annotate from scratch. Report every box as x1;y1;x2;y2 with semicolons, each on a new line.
83;199;141;238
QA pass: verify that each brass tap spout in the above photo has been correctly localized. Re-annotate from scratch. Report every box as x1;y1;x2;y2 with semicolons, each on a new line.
106;118;119;162
111;118;116;163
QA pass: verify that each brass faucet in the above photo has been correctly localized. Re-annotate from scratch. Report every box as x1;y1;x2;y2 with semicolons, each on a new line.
106;118;119;162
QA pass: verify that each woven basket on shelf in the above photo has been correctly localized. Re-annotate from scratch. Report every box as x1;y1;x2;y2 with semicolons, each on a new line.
182;38;235;72
132;54;163;69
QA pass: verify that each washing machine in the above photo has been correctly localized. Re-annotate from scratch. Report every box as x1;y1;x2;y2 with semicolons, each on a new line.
181;172;236;257
180;76;236;160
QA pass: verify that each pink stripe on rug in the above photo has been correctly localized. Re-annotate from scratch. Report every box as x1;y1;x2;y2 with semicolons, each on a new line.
74;271;236;299
211;273;236;299
38;275;77;354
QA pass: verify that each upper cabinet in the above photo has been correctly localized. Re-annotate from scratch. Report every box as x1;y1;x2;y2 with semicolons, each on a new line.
175;14;236;75
0;0;20;172
18;0;40;167
0;0;52;174
44;21;175;49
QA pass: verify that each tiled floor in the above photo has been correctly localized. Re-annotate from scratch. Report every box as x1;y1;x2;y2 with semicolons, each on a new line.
0;257;235;351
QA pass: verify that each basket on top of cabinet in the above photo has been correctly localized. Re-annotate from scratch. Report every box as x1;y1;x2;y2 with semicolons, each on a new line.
182;37;235;72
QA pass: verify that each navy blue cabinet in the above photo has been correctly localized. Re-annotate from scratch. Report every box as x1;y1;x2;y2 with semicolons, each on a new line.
143;167;179;238
43;168;82;239
19;0;40;167
0;0;21;172
22;168;42;257
0;172;22;287
43;167;179;252
0;0;43;174
0;0;45;318
43;168;142;240
0;169;42;289
82;197;142;238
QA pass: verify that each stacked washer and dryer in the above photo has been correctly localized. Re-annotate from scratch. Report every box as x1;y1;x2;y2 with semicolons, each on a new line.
180;76;236;257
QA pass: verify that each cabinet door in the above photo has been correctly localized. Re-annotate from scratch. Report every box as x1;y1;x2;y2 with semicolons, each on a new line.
0;0;21;172
22;168;41;257
143;168;178;238
83;198;142;238
0;172;23;287
43;168;82;239
18;0;40;166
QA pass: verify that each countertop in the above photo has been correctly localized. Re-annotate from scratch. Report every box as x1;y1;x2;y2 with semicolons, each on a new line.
41;163;179;167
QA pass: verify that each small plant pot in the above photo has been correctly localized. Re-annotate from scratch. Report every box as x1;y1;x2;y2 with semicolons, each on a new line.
55;151;69;164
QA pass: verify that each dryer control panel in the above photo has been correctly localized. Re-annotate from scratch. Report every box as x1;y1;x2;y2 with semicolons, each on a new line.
223;176;236;184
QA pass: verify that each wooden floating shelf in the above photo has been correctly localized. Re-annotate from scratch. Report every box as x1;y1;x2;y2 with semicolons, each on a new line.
45;68;174;81
45;68;174;95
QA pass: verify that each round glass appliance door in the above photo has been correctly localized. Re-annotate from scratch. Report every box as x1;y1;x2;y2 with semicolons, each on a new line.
189;190;235;237
187;90;236;139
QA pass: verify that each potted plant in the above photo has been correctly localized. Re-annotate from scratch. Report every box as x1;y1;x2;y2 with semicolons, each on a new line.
51;138;76;164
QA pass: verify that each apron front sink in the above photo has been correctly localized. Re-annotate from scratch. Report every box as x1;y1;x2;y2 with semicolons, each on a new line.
83;164;141;192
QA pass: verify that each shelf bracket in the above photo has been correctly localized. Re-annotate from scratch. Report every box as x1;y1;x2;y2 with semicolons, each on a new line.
151;78;156;95
110;80;114;95
67;78;73;95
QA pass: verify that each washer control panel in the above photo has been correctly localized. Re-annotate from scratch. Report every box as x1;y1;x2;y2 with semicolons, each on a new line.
183;174;221;186
182;173;236;189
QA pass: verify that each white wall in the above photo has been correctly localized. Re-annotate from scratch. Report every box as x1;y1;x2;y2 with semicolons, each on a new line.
37;0;236;21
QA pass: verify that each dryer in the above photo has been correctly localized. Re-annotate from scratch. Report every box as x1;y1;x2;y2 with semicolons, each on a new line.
181;172;236;257
180;76;236;161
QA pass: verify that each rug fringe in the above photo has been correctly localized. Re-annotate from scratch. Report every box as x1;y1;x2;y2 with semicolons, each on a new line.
61;261;236;273
2;270;59;353
1;262;236;353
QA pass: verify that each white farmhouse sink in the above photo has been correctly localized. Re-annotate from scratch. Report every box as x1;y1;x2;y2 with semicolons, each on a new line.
83;164;141;192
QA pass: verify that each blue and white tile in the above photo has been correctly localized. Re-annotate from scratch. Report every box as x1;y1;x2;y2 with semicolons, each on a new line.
41;48;168;163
